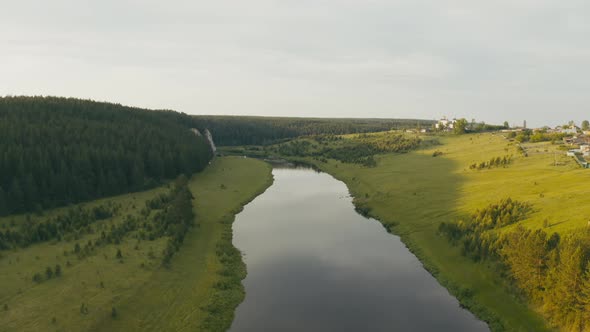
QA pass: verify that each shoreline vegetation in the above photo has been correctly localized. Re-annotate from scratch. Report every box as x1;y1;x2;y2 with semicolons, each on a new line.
0;156;273;331
2;96;588;332
98;156;273;332
221;130;590;331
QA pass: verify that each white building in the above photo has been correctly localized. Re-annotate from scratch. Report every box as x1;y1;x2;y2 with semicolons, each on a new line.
435;118;456;130
559;125;580;135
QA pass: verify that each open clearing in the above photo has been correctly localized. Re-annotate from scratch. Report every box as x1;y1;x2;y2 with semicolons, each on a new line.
290;132;587;331
0;156;272;332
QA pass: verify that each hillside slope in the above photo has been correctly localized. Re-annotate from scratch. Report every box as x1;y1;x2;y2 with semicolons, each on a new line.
0;96;213;216
0;157;273;332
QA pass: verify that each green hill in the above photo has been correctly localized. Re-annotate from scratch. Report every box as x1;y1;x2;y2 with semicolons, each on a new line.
0;96;213;216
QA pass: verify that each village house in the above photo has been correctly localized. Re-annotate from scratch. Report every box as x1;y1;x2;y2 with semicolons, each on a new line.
559;125;580;135
435;117;456;131
501;128;524;133
566;138;590;168
562;133;590;146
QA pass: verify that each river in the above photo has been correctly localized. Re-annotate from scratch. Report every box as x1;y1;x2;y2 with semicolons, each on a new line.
229;165;489;332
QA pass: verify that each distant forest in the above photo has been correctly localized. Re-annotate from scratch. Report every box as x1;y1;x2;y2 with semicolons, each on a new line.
193;115;435;146
0;96;213;216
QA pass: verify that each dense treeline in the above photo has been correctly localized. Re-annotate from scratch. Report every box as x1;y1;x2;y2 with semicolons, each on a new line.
193;115;435;146
439;198;532;261
507;129;566;143
502;227;590;330
469;123;507;133
154;175;195;266
274;133;425;167
439;199;590;331
0;96;213;216
2;175;196;276
469;155;513;170
0;203;117;250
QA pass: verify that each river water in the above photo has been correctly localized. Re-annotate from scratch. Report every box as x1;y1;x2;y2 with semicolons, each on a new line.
229;165;488;332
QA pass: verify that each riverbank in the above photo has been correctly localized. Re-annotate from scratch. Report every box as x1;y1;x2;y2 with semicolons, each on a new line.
286;133;565;331
0;157;272;332
90;156;273;331
230;166;488;331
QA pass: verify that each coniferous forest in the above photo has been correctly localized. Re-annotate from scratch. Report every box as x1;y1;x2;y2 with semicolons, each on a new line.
0;96;213;216
439;199;590;330
193;115;435;146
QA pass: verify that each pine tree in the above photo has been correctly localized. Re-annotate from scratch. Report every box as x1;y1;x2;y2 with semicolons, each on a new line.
550;240;586;330
0;96;213;216
0;187;7;215
32;273;42;283
111;307;118;319
502;226;544;294
10;179;24;213
580;266;590;329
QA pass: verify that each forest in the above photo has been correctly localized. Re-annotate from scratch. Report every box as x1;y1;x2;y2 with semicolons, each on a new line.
0;96;213;216
439;199;590;331
0;174;195;266
270;132;427;167
506;129;566;143
193;115;435;146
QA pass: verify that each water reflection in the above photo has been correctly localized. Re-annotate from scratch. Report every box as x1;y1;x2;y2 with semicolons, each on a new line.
230;167;488;332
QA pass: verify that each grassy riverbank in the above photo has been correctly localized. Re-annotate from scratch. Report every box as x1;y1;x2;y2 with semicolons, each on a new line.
100;156;273;332
0;156;273;332
284;132;583;331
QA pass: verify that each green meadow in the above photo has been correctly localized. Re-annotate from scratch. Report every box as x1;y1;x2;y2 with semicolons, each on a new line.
0;156;272;332
276;131;588;331
2;130;586;332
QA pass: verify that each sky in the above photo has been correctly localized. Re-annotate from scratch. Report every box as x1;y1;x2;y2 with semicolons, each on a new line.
1;1;589;127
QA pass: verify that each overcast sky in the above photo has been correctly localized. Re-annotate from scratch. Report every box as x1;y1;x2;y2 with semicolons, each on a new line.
1;1;589;127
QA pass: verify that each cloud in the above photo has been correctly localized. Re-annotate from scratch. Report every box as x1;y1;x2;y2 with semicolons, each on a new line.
1;1;589;126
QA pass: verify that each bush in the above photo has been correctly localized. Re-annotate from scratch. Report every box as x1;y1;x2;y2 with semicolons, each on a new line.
32;273;43;283
111;307;118;318
432;151;443;157
45;266;53;279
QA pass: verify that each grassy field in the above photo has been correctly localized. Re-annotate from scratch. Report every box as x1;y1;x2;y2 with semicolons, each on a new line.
0;156;272;332
281;132;589;331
